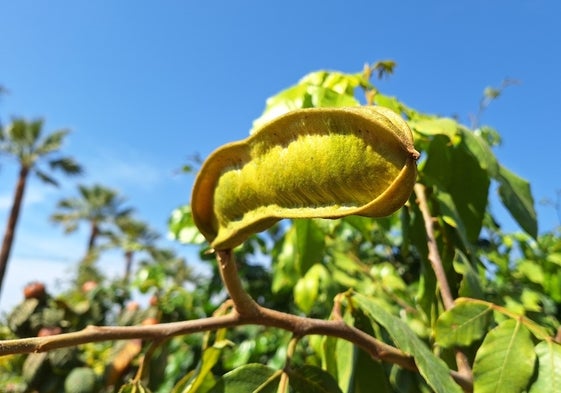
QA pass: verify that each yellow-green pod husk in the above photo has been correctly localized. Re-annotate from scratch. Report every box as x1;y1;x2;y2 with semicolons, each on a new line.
192;106;419;250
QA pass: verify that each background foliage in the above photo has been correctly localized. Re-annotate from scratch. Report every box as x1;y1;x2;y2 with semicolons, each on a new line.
1;63;560;392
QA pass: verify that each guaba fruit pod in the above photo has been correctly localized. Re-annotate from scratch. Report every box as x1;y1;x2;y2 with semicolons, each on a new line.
192;106;420;250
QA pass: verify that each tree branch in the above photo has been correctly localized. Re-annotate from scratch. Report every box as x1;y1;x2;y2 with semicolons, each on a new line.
0;300;472;391
414;183;455;310
216;249;260;316
414;183;472;389
0;236;474;392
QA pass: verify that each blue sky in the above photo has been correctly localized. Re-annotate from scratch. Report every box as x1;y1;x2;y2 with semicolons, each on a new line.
0;0;559;311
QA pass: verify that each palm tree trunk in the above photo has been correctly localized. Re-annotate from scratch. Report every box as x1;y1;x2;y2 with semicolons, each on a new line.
124;250;133;284
87;221;99;254
0;166;30;298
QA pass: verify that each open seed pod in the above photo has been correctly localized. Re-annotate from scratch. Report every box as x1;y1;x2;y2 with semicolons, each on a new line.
192;106;419;250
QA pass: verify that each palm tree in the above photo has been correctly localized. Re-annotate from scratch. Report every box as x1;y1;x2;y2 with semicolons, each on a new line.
0;118;82;297
50;184;133;258
109;216;160;283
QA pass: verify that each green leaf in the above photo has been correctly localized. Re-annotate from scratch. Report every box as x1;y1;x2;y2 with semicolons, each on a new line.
208;364;281;393
352;293;463;393
371;60;397;79
420;134;453;188
272;219;327;294
294;264;327;313
272;225;300;293
496;165;537;238
435;192;473;255
352;347;392;393
520;288;542;312
168;205;207;244
529;340;561;393
287;365;343;393
435;300;493;348
179;341;228;393
252;70;361;132
223;339;255;369
118;381;152;393
373;94;405;115
423;131;491;243
172;370;215;393
546;252;561;267
473;319;536;393
516;259;545;284
294;219;326;275
454;251;485;299
448;136;491;243
408;117;459;141
322;307;355;392
460;127;499;177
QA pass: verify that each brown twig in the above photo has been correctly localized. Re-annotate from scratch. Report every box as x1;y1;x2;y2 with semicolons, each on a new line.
0;303;472;390
0;242;474;392
216;249;260;316
414;183;455;310
414;183;473;390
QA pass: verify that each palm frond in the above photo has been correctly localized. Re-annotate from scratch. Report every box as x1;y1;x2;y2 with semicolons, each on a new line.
7;118;43;146
34;169;59;187
35;129;70;155
49;157;83;175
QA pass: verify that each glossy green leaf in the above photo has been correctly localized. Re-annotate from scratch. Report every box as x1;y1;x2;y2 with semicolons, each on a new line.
516;259;544;284
293;219;326;275
529;340;561;393
177;336;230;393
352;293;462;393
223;339;255;369
371;262;407;292
272;224;301;293
435;192;472;255
373;94;406;116
168;205;206;244
208;364;280;393
473;319;536;393
497;165;538;238
448;137;490;243
423;131;490;243
520;288;542;312
352;347;392;393
180;346;222;393
331;250;362;275
435;301;492;347
287;364;343;393
408;117;459;141
322;307;355;392
460;127;499;177
294;263;329;313
420;134;453;188
272;219;326;294
546;252;561;266
454;252;485;299
252;70;363;131
475;125;502;147
172;370;215;393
